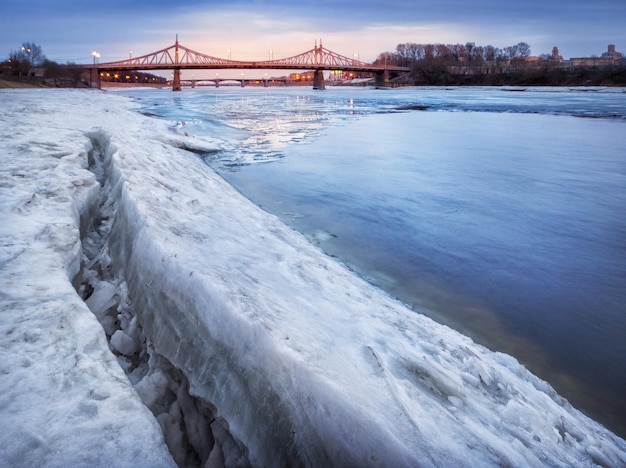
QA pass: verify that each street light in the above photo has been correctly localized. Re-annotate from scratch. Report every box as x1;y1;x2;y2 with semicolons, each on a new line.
129;50;133;59
269;49;273;61
92;50;100;65
21;46;32;76
227;48;231;60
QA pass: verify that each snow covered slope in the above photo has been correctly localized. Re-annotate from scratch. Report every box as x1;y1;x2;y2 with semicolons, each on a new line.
0;90;175;467
1;89;624;467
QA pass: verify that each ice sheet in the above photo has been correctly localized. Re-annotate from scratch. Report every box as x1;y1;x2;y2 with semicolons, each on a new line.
1;88;625;467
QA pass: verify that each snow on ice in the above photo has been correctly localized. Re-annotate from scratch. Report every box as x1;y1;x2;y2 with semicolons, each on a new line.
1;88;625;467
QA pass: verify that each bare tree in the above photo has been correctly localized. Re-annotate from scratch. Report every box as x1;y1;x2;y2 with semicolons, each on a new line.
471;46;485;65
504;42;531;62
395;43;427;66
465;42;475;64
504;44;518;61
447;44;465;63
374;51;396;67
10;42;46;76
436;44;453;61
483;45;499;63
516;42;532;58
423;44;435;61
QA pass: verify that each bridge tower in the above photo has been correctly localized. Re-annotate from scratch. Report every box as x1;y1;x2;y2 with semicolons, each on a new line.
172;35;182;91
313;40;325;90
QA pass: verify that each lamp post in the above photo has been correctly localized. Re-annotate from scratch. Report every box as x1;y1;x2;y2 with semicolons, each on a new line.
21;46;32;76
90;51;101;88
129;50;133;59
21;46;32;63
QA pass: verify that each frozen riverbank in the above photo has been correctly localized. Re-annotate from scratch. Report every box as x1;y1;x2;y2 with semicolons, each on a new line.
1;89;625;466
0;90;175;466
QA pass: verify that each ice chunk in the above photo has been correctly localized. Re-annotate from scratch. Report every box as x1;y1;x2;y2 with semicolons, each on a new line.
110;329;139;356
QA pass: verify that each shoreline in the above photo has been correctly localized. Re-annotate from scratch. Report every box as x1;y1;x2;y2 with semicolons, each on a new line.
0;77;45;88
4;76;626;91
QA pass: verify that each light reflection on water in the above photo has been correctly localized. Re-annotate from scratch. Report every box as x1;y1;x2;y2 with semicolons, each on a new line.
121;86;626;437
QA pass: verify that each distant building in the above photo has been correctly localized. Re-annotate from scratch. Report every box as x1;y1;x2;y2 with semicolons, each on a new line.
601;44;623;59
549;47;563;62
289;71;315;82
570;44;624;67
447;43;624;76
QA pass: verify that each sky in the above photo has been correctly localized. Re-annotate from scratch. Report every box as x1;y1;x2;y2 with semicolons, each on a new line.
2;0;626;67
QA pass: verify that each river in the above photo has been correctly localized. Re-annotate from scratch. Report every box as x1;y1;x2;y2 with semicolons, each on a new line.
117;85;626;437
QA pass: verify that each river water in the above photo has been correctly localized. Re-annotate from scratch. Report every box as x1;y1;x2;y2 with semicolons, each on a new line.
118;85;626;437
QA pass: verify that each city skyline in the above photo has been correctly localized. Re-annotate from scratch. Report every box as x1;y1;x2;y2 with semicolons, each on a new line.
2;0;625;66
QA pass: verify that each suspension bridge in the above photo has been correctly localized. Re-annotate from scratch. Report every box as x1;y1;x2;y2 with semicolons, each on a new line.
82;37;410;90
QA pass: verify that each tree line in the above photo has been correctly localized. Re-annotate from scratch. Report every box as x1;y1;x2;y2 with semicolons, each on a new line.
2;42;165;87
375;41;626;86
376;41;532;68
1;41;88;86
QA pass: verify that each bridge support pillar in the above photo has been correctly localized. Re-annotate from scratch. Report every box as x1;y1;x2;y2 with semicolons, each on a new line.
90;67;101;89
313;69;325;90
172;68;182;91
375;70;390;88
